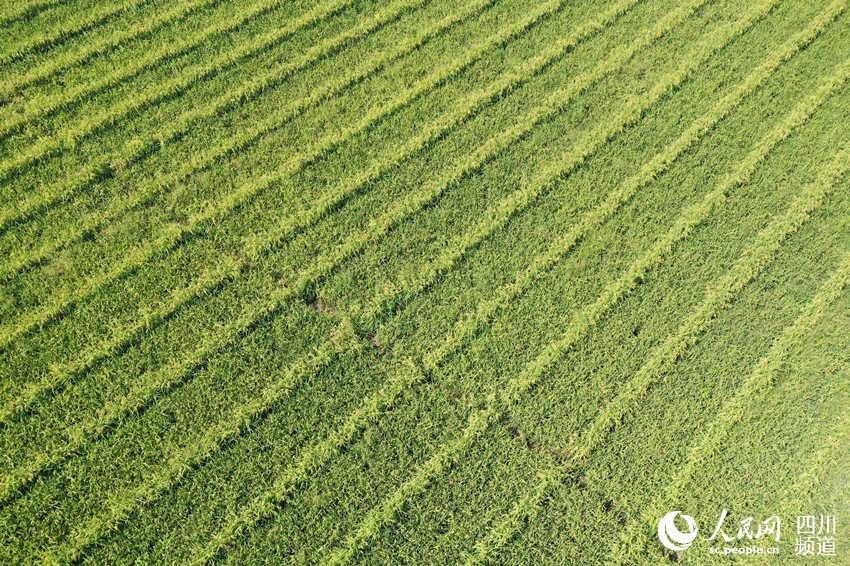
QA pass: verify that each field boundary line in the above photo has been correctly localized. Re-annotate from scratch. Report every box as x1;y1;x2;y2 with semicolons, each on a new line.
0;0;149;67
0;0;349;144
608;237;850;564
18;0;701;555
2;0;224;95
0;0;492;260
321;38;846;566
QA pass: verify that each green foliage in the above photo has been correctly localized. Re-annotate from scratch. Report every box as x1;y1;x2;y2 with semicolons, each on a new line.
0;0;848;563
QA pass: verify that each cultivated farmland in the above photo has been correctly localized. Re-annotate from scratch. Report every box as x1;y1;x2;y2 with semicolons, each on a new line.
1;0;849;563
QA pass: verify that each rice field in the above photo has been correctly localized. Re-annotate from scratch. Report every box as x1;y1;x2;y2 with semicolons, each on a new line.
1;0;849;563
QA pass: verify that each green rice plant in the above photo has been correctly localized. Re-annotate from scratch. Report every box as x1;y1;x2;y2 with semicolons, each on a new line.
609;240;850;564
467;142;850;566
0;0;345;143
1;0;222;95
6;1;721;558
2;0;847;563
0;0;62;28
0;0;625;398
0;0;495;255
0;0;149;66
320;49;849;565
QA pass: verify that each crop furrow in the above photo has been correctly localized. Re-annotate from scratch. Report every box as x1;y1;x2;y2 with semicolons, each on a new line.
2;0;223;95
0;0;149;67
0;0;567;422
608;237;850;564
194;1;797;561
426;0;843;371
0;259;244;503
0;0;62;29
0;0;350;144
467;143;850;566
0;0;574;350
18;0;704;554
0;0;523;426
362;0;792;326
322;38;845;566
0;0;635;523
189;357;431;566
39;332;357;565
0;0;485;253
